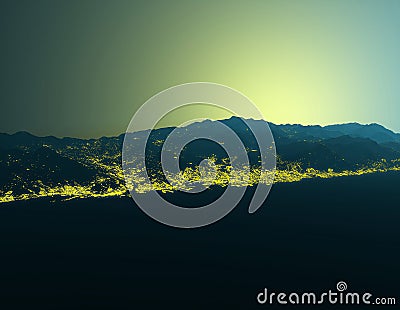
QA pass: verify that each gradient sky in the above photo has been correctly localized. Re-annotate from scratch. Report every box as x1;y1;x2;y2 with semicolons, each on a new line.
1;0;400;138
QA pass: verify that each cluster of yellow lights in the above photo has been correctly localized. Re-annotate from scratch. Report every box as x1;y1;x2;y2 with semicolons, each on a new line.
1;158;399;204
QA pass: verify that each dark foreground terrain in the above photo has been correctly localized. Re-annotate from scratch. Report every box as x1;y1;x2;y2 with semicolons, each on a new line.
0;172;399;309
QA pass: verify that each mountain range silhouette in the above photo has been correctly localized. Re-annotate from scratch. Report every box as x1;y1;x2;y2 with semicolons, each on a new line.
1;118;399;198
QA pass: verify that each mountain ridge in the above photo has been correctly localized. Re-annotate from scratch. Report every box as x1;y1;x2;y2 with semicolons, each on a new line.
1;118;400;202
1;118;399;143
1;118;400;170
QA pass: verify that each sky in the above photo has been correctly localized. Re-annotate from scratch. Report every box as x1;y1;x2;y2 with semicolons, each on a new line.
1;0;400;138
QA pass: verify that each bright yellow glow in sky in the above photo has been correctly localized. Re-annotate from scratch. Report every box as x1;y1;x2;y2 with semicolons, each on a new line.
1;0;400;137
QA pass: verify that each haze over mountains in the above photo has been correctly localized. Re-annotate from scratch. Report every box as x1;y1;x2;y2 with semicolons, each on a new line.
1;118;400;200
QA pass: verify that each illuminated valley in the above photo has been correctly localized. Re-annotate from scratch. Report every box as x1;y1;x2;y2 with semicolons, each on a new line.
1;151;400;204
1;119;400;204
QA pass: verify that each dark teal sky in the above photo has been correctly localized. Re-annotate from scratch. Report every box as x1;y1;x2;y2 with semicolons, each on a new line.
1;0;400;138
